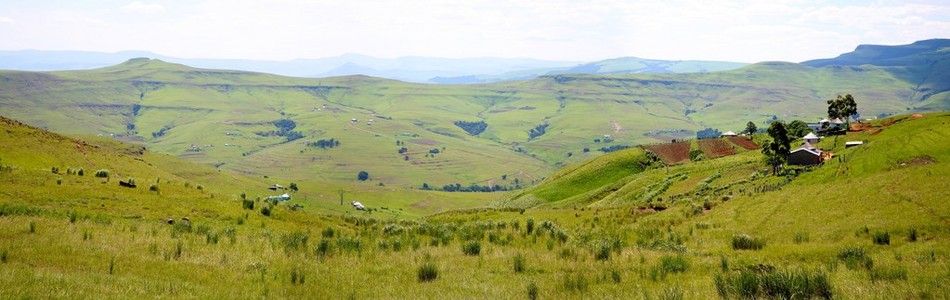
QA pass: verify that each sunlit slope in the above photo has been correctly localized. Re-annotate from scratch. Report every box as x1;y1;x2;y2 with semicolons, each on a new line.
0;50;945;187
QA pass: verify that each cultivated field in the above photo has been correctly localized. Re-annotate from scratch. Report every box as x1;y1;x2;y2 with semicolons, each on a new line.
698;138;737;158
643;141;691;165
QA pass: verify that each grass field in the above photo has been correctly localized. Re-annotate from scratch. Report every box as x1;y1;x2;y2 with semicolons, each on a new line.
1;111;949;298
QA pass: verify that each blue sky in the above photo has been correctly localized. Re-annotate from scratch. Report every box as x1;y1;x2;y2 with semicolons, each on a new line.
1;0;948;62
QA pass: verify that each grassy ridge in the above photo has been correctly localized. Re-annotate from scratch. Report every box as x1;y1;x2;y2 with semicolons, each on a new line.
1;54;944;188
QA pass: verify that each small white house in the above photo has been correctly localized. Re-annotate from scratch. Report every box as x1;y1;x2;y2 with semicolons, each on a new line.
722;131;738;137
802;132;820;144
352;201;365;211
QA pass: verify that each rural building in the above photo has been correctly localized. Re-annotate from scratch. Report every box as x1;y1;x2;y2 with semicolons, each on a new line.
352;201;365;210
788;142;822;166
845;141;864;148
266;193;291;201
803;132;820;144
721;131;738;137
268;184;284;191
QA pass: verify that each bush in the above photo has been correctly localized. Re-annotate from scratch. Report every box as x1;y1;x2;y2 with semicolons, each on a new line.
315;239;332;256
872;231;890;245
242;198;255;210
280;231;309;253
357;171;369;181
417;260;439;282
321;227;335;238
595;241;611;261
714;268;832;299
149;184;160;192
732;234;765;250
94;169;110;178
77;168;85;176
260;205;272;216
513;253;526;273
526;218;535;234
462;240;481;256
336;236;362;253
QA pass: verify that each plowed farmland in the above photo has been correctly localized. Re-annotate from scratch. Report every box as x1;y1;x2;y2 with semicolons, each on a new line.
727;136;760;150
643;141;691;165
698;138;736;158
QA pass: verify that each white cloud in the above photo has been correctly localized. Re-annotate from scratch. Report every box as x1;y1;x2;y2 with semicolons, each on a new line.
0;17;13;24
120;1;165;14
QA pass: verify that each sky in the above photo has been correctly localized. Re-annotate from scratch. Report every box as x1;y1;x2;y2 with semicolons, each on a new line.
0;0;948;63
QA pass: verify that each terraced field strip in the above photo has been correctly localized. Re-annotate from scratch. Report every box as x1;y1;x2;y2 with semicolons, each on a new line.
698;138;736;158
727;136;760;150
643;141;691;165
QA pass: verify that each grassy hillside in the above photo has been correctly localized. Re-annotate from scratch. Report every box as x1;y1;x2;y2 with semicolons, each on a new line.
2;111;948;298
0;40;946;190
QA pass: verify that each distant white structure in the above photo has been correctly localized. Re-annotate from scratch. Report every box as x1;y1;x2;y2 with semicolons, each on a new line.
802;132;820;144
845;141;864;148
266;193;291;201
721;131;738;137
352;201;365;211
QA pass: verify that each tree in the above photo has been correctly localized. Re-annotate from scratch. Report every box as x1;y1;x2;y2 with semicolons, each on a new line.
289;182;298;192
357;171;369;181
745;121;757;135
827;94;858;127
762;121;791;175
786;120;812;138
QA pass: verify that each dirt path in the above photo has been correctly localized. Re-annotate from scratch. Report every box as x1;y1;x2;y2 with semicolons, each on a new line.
346;121;385;137
611;120;623;134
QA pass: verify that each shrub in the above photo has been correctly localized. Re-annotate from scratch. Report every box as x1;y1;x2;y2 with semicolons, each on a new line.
732;234;765;250
77;168;85;176
260;205;272;216
417;260;439;282
357;171;369;181
290;267;305;285
149;184;160;192
872;231;890;245
242;198;255;210
315;239;332;257
56;178;62;185
837;247;873;270
870;265;908;282
513;253;526;273
462;240;481;256
526;218;535;234
94;169;110;178
611;270;621;283
68;211;79;224
336;236;362;253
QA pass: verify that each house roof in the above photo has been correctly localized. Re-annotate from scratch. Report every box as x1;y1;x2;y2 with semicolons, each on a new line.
790;147;821;156
722;131;737;136
803;132;819;140
845;141;864;145
831;118;845;124
819;118;830;123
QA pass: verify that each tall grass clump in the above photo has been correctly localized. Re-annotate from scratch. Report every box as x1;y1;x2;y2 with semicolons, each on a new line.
260;205;272;216
837;247;873;270
242;198;255;210
561;273;588;292
417;258;439;282
77;168;84;176
280;231;309;253
513;253;526;273
462;240;481;256
714;268;832;299
870;265;908;282
1;249;7;263
872;231;890;245
793;232;809;244
907;227;918;242
336;236;362;253
29;221;36;234
659;255;690;273
732;234;765;250
527;282;539;300
94;169;110;178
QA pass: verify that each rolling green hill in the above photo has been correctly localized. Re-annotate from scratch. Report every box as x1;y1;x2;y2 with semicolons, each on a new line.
0;40;947;190
3;107;949;298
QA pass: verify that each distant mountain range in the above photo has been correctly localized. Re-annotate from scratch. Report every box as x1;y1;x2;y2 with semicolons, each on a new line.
0;50;748;83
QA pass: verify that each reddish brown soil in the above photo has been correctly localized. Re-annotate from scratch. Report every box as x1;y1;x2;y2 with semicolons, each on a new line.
643;141;691;165
698;139;737;158
726;136;760;150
